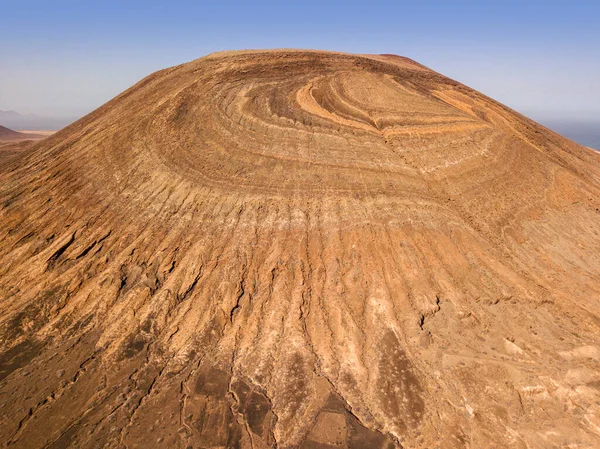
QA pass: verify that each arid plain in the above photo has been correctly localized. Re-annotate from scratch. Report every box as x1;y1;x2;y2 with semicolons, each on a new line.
1;50;600;448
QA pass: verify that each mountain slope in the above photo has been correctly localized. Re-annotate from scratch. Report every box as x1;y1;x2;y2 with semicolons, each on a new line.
0;126;47;166
1;50;600;449
0;124;43;141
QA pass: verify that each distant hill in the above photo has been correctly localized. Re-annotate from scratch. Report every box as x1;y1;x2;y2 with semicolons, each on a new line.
0;124;43;141
0;110;77;131
0;124;24;140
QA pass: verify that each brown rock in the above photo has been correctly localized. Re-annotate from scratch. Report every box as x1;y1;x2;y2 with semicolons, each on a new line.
1;50;600;448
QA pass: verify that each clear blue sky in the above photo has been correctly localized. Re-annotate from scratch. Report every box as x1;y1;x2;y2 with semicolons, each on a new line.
1;0;599;122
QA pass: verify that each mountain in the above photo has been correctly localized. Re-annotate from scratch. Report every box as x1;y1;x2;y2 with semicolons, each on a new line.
0;124;44;141
1;50;600;449
0;109;77;131
0;125;48;165
0;124;30;141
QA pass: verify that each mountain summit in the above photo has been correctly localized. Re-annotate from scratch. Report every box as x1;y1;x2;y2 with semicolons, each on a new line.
1;50;600;448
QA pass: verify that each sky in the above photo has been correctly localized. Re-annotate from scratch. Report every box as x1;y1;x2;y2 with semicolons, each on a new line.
1;0;599;127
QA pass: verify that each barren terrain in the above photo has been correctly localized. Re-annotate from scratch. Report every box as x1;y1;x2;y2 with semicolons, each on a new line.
1;50;600;448
0;125;46;142
0;126;50;165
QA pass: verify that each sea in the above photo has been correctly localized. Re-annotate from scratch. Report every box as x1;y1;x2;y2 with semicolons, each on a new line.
539;119;600;151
